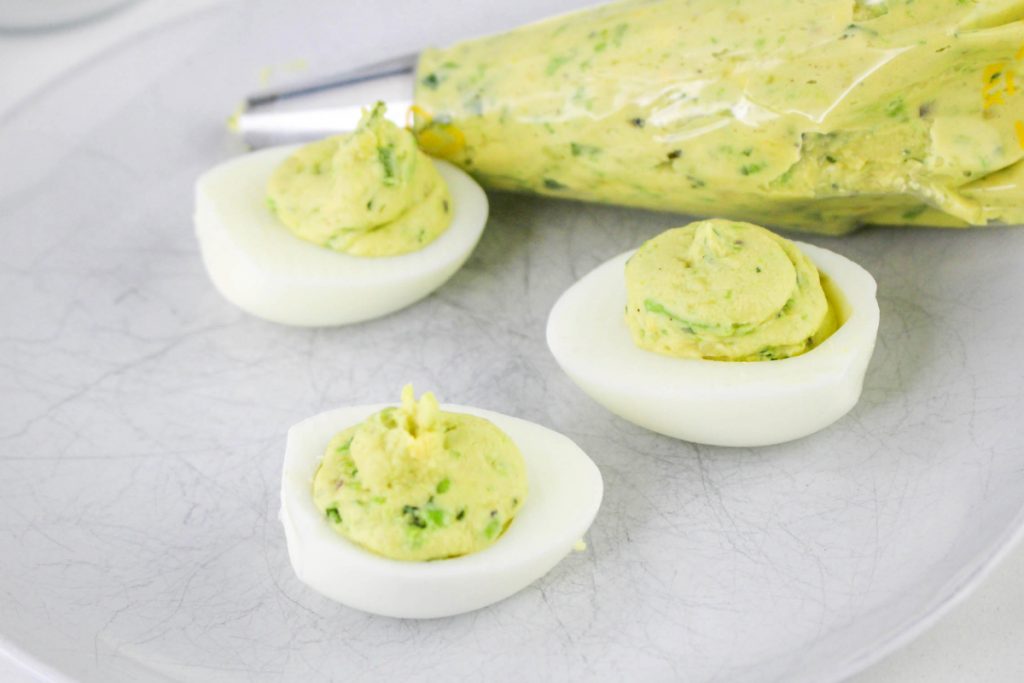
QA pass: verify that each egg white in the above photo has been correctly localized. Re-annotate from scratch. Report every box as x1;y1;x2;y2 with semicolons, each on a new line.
546;242;879;447
280;403;603;619
194;146;488;326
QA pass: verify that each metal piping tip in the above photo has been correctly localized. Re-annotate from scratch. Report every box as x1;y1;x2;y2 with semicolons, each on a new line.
232;52;418;148
233;100;412;149
244;52;418;110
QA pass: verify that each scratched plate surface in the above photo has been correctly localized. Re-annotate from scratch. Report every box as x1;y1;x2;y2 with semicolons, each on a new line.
1;2;1023;682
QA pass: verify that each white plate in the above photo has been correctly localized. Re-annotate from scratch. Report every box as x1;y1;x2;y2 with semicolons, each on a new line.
1;1;1023;682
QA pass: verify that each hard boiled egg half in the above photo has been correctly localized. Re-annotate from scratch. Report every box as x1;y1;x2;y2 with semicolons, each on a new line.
194;146;487;326
280;402;603;618
546;235;879;448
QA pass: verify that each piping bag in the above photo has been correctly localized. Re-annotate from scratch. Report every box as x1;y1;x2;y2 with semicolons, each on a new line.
237;0;1024;235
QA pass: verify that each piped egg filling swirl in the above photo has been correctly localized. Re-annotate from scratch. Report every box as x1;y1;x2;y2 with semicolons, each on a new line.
625;220;838;361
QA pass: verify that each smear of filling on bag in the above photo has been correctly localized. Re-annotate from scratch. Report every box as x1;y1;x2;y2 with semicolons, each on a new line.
412;0;1024;235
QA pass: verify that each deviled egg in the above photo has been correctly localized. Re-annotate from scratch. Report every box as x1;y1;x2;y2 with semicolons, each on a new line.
547;220;879;447
280;386;603;618
195;103;487;326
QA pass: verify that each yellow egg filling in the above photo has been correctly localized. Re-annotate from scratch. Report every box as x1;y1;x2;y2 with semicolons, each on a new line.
312;386;528;561
625;220;839;361
267;103;452;257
